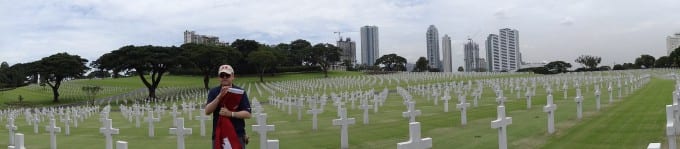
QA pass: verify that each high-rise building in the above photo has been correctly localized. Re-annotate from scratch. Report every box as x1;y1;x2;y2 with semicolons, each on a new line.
361;26;379;66
337;37;357;64
442;35;453;72
668;33;680;55
478;58;487;71
464;39;480;72
183;30;228;46
486;28;521;72
426;25;441;70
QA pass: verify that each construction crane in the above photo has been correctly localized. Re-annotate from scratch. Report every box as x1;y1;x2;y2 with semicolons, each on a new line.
333;31;357;41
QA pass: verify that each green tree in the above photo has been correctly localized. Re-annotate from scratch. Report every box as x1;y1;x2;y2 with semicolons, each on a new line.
181;43;242;90
82;85;102;105
655;56;671;68
34;52;89;102
87;69;111;79
575;55;602;69
231;39;261;74
414;57;429;72
0;61;9;70
290;39;312;66
669;47;680;67
309;43;341;78
457;66;464;72
613;64;624;70
622;63;638;69
92;45;187;99
374;53;407;71
247;46;278;82
634;54;655;68
545;61;572;73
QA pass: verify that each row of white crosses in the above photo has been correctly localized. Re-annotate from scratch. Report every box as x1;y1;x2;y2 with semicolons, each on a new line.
395;88;432;149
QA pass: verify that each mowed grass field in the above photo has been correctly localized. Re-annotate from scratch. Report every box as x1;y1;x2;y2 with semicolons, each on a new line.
0;71;674;149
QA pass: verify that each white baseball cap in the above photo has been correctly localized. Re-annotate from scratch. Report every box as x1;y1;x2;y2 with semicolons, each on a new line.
218;65;234;75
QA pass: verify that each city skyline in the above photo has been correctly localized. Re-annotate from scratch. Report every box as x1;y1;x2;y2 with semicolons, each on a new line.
1;0;679;69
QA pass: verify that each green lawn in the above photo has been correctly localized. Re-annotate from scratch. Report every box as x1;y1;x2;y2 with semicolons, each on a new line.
0;71;673;148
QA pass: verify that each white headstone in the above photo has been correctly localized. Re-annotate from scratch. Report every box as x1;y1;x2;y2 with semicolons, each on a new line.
170;106;181;127
359;100;372;124
441;94;451;112
403;101;421;123
169;118;192;149
666;105;677;149
267;140;279;149
307;104;323;131
45;118;61;149
5;117;17;146
63;114;71;136
491;106;512;149
33;116;39;134
575;89;583;120
252;113;275;149
145;110;160;137
100;119;120;149
456;95;470;126
332;108;355;149
594;88;601;111
195;111;211;137
543;94;557;134
8;133;24;149
647;143;661;149
116;141;128;149
396;122;433;149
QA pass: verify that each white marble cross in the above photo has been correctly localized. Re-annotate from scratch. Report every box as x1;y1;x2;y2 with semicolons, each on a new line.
33;116;40;134
441;94;451;112
170;106;181;127
496;90;507;106
45;118;61;149
491;106;512;149
575;89;584;120
525;89;532;109
100;119;120;149
5;117;17;146
195;110;211;137
666;105;677;149
402;101;421;123
595;87;601;111
252;113;275;149
332;108;355;149
169;118;192;149
608;82;613;104
145;110;160;137
543;94;557;134
396;122;433;149
63;114;71;136
307;104;323;131
359;99;372;124
456;95;470;126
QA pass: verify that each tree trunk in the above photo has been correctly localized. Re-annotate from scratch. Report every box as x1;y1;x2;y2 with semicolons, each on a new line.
148;87;156;99
51;87;60;102
259;68;264;82
203;73;210;91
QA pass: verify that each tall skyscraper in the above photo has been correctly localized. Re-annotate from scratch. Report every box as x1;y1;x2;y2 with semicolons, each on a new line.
442;35;453;72
478;58;487;71
464;39;480;72
337;37;356;64
426;25;441;70
486;28;521;72
668;33;680;55
183;30;228;46
361;26;379;66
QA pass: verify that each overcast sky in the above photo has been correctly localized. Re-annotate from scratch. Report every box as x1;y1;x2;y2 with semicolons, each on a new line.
1;0;679;69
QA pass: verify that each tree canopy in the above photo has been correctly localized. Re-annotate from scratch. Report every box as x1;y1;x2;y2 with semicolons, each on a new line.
414;57;429;72
181;43;242;90
92;45;187;99
34;52;89;102
575;55;602;69
374;53;407;71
